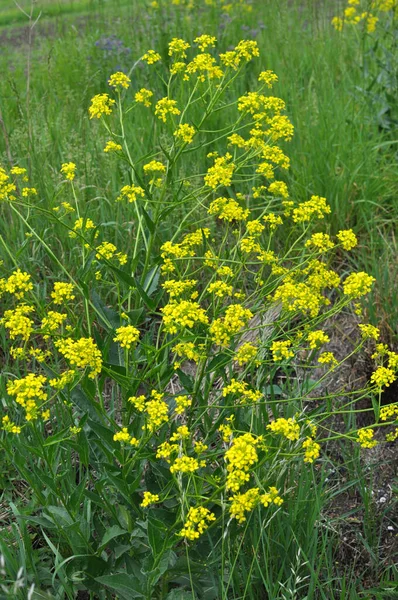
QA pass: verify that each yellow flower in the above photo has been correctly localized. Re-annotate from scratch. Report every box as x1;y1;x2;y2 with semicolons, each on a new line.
210;304;253;346
194;34;216;51
270;340;294;361
208;196;248;222
113;325;140;349
235;342;258;365
174;123;196;144
302;437;321;462
205;154;235;189
108;71;130;89
135;88;153;106
343;272;375;298
51;282;75;304
54;337;102;378
161;300;209;334
88;93;115;119
336;229;357;250
141;491;160;507
104;141;122;153
155;97;181;123
116;184;145;203
358;324;380;340
258;69;278;88
370;366;396;388
356;428;377;449
142;49;161;64
267;418;300;441
307;330;330;349
168;38;190;58
179;507;215;540
5;269;33;299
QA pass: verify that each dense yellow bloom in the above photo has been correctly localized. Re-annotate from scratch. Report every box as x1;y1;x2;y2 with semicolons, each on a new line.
336;229;358;250
305;233;334;252
380;403;398;421
170;455;202;474
356;428;377;449
155;97;181;122
113;427;138;445
208;196;248;221
235;342;258;365
292;196;331;223
208;280;233;298
318;352;338;368
210;304;253;346
116;184;145;203
143;160;166;173
156;441;178;461
267;417;300;441
194;34;216;51
1;304;34;341
0;166;17;201
141;492;160;507
185;53;223;81
5;269;33;299
168;38;190;58
135;88;153;107
302;437;321;462
343;272;375;297
174;123;196;144
268;180;289;198
104;141;122;152
145;390;169;432
49;369;76;390
179;507;216;540
162;279;197;298
370;366;396;388
41;311;67;337
205;154;235;189
223;379;262;404
263;213;283;230
54;337;102;378
7;373;47;421
358;323;380;340
142;49;161;64
174;395;192;414
108;71;130;89
258;69;278;88
270;340;294;361
173;342;203;366
161;300;209;334
51;282;75;304
225;433;261;491
307;330;330;349
113;325;140;349
21;186;37;197
88;93;115;119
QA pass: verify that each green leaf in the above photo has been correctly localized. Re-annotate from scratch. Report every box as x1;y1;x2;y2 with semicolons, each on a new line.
99;525;127;550
91;289;121;330
205;353;230;374
95;573;145;598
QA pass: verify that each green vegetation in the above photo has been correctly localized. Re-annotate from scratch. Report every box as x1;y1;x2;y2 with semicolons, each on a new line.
0;1;397;598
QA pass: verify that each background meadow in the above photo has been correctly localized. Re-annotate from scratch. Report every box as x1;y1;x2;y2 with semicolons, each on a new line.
0;0;397;599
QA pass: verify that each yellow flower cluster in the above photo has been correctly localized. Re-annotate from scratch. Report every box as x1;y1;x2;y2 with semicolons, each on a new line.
170;455;204;474
155;97;181;122
7;373;48;421
54;337;102;378
307;330;330;349
2;415;21;434
208;196;249;222
174;123;196;144
141;491;160;507
113;427;139;446
135;88;153;106
204;154;236;189
379;404;398;421
60;162;76;181
235;342;258;365
104;141;122;153
370;366;396;388
358;323;380;340
113;325;140;349
225;433;262;492
1;269;33;299
179;507;216;540
270;340;294;361
88;93;115;119
96;241;127;265
116;185;145;203
267;418;300;441
222;379;262;405
108;71;131;89
161;300;208;334
0;165;17;201
356;428;377;448
210;304;253;346
292;196;331;223
130;390;169;433
1;304;34;341
302;437;321;462
230;486;283;523
51;282;75;304
142;49;161;64
343;272;375;298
